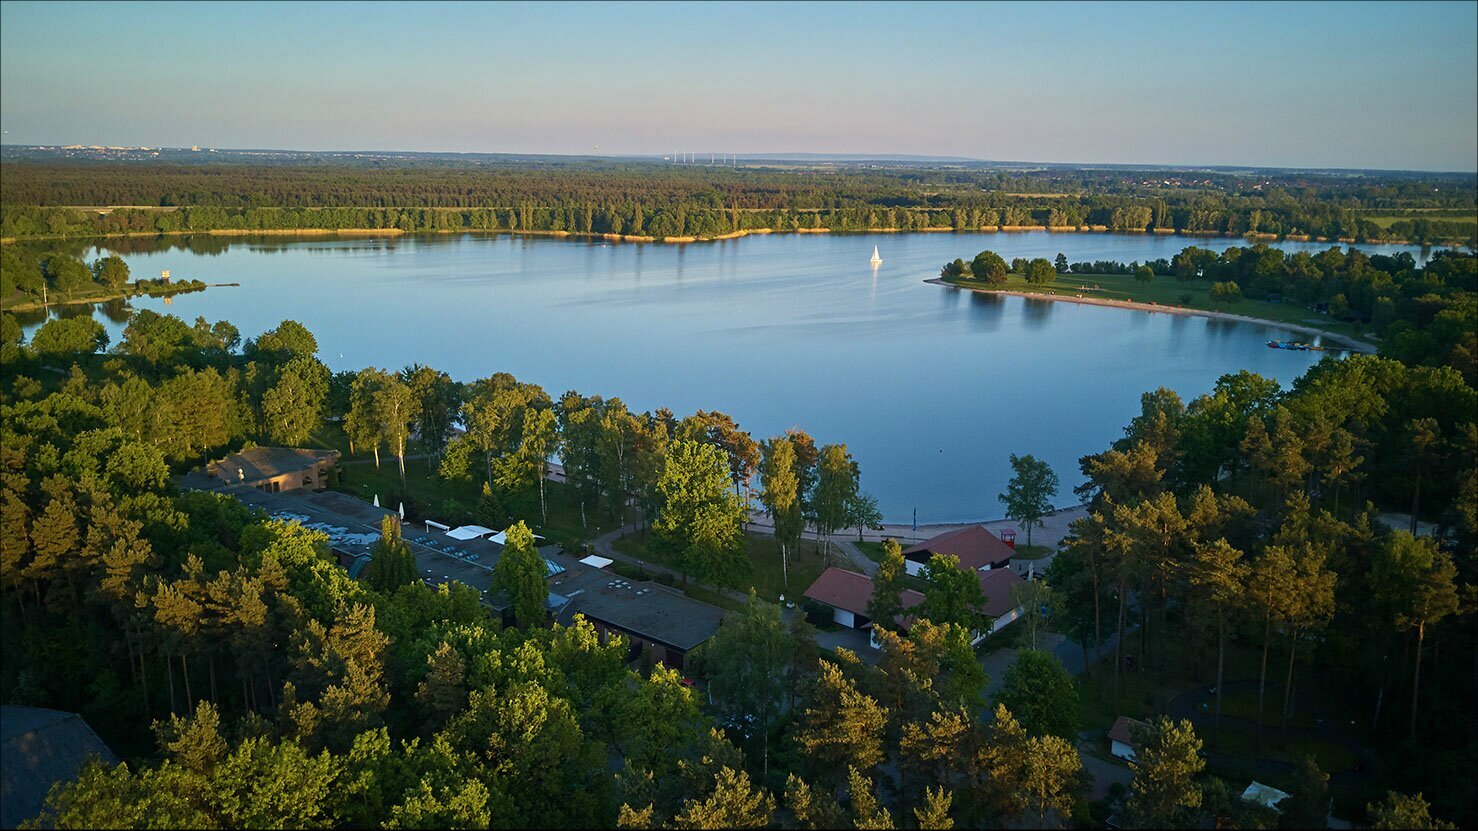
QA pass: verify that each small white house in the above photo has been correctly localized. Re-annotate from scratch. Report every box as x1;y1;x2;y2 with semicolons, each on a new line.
1108;716;1146;762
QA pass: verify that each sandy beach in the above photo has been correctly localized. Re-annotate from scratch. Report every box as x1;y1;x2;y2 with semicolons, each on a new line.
925;278;1379;353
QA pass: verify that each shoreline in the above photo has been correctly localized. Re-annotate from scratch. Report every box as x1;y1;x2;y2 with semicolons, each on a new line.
926;278;1380;353
4;224;1461;248
0;281;231;313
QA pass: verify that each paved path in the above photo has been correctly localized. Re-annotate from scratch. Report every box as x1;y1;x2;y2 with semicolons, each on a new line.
746;503;1088;549
588;524;755;606
342;452;434;467
1078;746;1133;802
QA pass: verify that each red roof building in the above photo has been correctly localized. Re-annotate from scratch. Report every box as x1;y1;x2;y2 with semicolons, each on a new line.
803;567;924;633
1108;716;1147;761
901;526;1015;575
977;567;1026;619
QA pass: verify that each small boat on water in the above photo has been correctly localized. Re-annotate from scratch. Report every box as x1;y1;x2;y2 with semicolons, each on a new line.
1266;340;1324;351
870;245;882;265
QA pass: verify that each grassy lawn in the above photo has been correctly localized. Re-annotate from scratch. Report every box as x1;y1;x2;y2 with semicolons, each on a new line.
1076;636;1267;735
1204;687;1321;731
854;540;889;562
1075;637;1362;775
1013;544;1053;560
945;272;1370;340
0;280;209;312
334;452;618;548
1209;727;1358;773
612;530;828;605
1361;212;1476;230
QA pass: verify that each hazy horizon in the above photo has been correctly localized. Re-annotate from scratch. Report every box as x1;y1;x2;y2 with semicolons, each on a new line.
9;143;1478;176
2;0;1476;172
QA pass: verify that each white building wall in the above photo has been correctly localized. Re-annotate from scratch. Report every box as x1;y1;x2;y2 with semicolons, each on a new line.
989;606;1022;634
1111;740;1136;761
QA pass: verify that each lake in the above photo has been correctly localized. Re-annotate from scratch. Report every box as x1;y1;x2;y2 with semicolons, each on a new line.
21;230;1438;523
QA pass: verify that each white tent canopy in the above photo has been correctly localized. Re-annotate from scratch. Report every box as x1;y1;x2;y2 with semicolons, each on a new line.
446;525;497;540
1240;782;1291;811
579;555;614;569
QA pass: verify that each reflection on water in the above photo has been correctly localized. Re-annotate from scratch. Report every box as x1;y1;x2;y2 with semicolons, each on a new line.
98;298;132;325
1020;297;1055;328
17;229;1432;522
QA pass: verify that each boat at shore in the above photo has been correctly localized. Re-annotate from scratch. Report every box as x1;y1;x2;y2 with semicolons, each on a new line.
1266;339;1324;351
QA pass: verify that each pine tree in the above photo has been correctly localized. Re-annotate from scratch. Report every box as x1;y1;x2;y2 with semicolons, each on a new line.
1126;717;1204;827
914;787;955;830
365;515;416;593
795;660;887;779
866;539;906;633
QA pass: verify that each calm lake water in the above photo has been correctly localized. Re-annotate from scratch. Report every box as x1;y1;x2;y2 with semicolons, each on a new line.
23;230;1438;522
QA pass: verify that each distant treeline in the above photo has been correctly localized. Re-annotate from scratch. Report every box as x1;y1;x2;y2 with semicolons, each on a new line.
2;161;1474;244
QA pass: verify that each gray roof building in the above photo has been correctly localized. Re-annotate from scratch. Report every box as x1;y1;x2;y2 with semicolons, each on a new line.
190;483;729;661
551;564;727;653
1;706;117;828
201;447;341;492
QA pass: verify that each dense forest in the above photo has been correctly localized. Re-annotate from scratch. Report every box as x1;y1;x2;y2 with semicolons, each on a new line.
2;157;1474;244
0;246;1475;828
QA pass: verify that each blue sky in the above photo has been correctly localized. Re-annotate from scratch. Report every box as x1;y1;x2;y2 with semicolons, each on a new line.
2;0;1475;170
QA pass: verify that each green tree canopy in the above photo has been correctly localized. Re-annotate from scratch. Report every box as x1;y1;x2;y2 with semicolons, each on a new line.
364;515;417;593
971;250;1008;283
29;317;109;357
492;520;548;628
651;440;746;588
994;648;1080;740
998;453;1058;546
919;554;985;635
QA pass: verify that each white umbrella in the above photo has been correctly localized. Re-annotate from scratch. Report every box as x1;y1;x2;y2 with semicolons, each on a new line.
373;494;380;508
398;502;405;519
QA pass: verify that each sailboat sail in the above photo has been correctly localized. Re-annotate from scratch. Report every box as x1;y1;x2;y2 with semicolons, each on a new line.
870;245;882;264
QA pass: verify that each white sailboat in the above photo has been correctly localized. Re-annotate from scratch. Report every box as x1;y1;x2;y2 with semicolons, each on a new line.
870;245;882;265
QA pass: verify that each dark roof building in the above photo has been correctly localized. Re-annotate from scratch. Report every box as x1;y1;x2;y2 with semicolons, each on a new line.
199;483;729;668
1;706;117;828
902;526;1015;573
202;447;341;493
550;563;728;669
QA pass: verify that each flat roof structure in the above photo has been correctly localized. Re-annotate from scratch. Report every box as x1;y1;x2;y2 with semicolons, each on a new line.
446;525;497;540
205;447;340;486
551;564;727;652
2;706;117;828
902;525;1015;571
219;485;514;607
203;484;726;654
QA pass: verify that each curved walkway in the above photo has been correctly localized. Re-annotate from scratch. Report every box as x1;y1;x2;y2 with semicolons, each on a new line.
588;524;755;606
1166;680;1381;787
